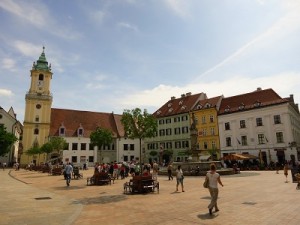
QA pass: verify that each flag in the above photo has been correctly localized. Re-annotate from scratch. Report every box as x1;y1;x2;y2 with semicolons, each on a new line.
236;138;241;145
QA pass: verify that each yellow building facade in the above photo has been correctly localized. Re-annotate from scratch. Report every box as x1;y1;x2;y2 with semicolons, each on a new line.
20;47;53;166
191;96;222;159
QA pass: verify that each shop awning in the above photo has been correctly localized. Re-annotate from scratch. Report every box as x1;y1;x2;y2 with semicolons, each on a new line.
199;155;211;161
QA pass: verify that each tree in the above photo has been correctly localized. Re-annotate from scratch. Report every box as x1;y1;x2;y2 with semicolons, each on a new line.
0;124;17;157
90;127;113;163
26;146;42;163
40;142;53;161
49;136;67;154
121;108;157;163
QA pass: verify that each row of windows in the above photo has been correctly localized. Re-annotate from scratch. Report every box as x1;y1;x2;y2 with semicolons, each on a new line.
159;127;189;136
224;115;282;130
225;132;284;147
68;143;115;151
43;142;135;151
147;141;189;150
159;115;188;124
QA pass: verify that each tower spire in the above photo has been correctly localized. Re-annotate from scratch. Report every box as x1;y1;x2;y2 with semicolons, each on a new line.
32;46;50;71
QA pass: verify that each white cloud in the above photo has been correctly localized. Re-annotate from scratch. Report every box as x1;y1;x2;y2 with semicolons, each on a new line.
0;0;81;40
0;88;13;97
117;22;138;32
119;72;300;111
0;0;47;27
196;1;300;80
164;0;191;19
14;41;41;57
89;10;107;24
2;58;16;71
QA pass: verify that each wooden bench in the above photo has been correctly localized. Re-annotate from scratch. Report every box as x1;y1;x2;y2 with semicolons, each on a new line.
87;172;114;186
123;175;159;194
51;167;62;176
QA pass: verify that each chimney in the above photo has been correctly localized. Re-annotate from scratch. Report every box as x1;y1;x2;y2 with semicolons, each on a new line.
171;96;176;100
290;94;294;103
186;92;191;96
181;94;186;98
256;87;262;91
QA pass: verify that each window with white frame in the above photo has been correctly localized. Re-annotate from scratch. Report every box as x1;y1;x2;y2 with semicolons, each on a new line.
211;140;216;149
274;115;281;124
202;116;206;124
241;136;247;146
174;127;181;134
276;132;284;143
225;122;230;130
256;118;263;126
166;128;172;135
240;120;246;128
210;115;214;123
210;127;215;135
81;143;86;150
258;134;265;144
182;126;189;133
226;137;231;147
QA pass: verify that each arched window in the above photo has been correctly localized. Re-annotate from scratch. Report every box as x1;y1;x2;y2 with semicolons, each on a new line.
38;74;44;81
34;128;39;135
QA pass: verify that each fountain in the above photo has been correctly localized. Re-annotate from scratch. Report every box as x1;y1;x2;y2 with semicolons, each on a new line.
159;113;234;176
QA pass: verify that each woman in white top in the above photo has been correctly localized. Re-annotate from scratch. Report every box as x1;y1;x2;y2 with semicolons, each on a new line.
176;165;184;192
206;163;223;215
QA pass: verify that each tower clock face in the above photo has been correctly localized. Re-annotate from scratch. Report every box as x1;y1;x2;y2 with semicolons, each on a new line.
37;80;43;87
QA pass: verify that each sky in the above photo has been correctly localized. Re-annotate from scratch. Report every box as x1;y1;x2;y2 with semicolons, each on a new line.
1;0;300;122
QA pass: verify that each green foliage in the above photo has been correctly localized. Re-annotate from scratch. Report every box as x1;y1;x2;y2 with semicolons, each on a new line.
0;124;17;156
26;146;41;156
149;150;158;156
121;108;157;140
49;136;66;153
90;127;113;150
40;142;53;154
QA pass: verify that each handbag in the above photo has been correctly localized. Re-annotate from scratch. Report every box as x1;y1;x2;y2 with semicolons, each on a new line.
203;176;209;188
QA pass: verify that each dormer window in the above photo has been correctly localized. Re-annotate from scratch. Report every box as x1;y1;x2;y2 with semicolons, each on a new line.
239;103;245;110
78;128;83;136
205;103;211;108
168;108;173;113
224;105;230;112
254;101;261;107
168;103;172;107
59;123;66;136
179;100;183;105
77;124;84;137
156;110;161;115
181;105;186;110
196;104;202;110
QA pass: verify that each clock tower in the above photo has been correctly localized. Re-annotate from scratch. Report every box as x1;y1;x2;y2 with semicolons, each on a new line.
20;47;53;166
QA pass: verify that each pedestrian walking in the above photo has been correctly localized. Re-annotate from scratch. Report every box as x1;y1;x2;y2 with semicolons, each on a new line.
64;162;73;186
167;163;173;180
175;165;184;192
206;163;223;215
284;162;289;183
152;161;159;181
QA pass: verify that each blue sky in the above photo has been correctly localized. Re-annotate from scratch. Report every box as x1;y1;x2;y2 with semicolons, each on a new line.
1;0;300;122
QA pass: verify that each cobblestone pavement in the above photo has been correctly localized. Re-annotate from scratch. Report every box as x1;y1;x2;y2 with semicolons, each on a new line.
1;168;300;225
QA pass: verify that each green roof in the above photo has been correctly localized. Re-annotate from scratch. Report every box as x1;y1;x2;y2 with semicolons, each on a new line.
32;47;51;72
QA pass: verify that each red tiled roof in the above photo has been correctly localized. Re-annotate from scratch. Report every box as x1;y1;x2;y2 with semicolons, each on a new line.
219;88;288;115
49;108;123;138
153;92;207;117
192;95;223;110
